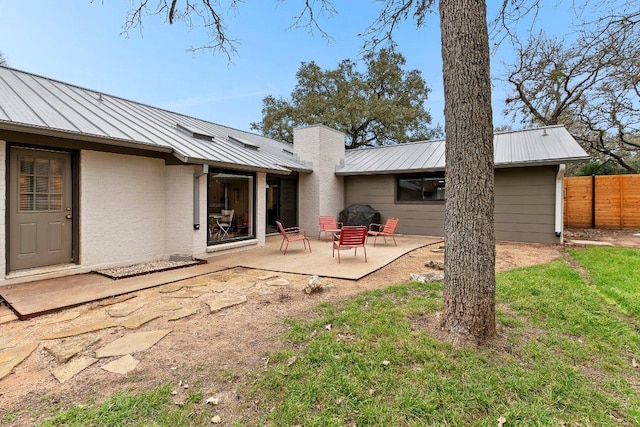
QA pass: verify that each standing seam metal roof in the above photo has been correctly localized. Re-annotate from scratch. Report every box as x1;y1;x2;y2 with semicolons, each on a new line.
336;125;589;175
0;66;310;174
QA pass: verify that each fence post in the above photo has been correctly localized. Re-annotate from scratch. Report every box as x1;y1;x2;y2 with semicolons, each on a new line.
619;175;623;228
591;174;596;228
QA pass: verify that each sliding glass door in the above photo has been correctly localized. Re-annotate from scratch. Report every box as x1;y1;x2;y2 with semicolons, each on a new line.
207;171;254;245
266;175;298;234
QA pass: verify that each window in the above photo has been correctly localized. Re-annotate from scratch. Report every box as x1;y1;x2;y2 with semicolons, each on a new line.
396;173;445;202
19;156;65;211
207;171;254;245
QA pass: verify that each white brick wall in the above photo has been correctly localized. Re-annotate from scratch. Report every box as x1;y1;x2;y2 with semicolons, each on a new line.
2;147;270;282
165;165;200;257
80;150;167;269
0;140;6;280
256;172;267;246
293;125;346;236
193;171;208;257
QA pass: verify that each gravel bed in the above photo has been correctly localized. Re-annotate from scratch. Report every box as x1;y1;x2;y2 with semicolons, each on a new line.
95;260;201;279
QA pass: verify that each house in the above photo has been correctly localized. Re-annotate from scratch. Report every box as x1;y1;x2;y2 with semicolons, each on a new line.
334;125;589;244
0;66;588;286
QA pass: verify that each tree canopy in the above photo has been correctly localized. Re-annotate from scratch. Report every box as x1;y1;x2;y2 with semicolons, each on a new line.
0;52;7;66
502;3;640;173
250;49;440;148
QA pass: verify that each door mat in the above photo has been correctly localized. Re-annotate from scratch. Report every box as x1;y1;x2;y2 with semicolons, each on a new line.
95;259;207;280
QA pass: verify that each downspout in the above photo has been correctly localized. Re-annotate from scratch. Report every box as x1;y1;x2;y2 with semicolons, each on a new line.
555;164;566;241
193;164;209;230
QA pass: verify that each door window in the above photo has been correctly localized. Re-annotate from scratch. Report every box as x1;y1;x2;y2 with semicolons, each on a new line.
19;156;64;212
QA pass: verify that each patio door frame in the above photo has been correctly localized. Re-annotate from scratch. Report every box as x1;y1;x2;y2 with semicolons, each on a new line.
266;174;298;234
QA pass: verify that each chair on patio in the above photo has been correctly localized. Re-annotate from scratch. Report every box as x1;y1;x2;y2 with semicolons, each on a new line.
276;221;311;255
216;209;235;239
318;216;342;240
368;217;399;247
333;226;368;263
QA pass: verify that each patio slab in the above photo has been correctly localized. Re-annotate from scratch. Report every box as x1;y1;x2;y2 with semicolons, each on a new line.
208;235;443;280
0;235;442;320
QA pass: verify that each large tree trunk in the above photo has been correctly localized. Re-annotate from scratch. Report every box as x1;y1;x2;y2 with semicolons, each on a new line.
439;0;496;344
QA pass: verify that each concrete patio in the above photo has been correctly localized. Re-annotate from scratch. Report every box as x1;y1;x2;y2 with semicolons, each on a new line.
211;234;442;280
0;235;442;319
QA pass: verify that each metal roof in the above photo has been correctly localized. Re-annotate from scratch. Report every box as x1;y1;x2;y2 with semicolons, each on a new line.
336;125;589;175
0;66;310;174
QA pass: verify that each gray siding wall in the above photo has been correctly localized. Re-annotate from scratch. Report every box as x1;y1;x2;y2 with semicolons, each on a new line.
344;165;560;244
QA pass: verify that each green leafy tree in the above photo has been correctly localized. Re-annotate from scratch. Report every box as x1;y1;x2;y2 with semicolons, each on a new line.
250;49;440;148
574;160;629;176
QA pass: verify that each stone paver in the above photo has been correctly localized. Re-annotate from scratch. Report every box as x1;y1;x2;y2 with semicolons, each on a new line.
43;336;101;363
106;301;147;317
101;354;139;375
1;268;263;387
95;329;172;358
203;282;228;293
206;295;247;313
265;277;290;287
98;294;137;307
0;335;20;351
152;301;183;311
120;312;162;329
40;320;119;340
158;283;187;293
51;356;98;383
0;342;39;380
226;279;256;290
167;308;199;321
163;288;210;299
49;310;83;323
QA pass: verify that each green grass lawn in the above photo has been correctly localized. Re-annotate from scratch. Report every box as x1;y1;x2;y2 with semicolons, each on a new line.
37;247;640;426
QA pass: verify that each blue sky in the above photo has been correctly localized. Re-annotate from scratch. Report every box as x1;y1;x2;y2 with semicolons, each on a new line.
0;1;578;134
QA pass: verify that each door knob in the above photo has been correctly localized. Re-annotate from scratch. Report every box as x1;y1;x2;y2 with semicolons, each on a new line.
66;214;72;219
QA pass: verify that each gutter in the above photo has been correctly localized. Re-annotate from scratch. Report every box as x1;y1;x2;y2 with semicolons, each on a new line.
555;164;566;241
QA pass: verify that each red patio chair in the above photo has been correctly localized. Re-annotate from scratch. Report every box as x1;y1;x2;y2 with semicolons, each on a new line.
318;216;342;240
368;217;399;247
332;226;368;263
276;221;311;255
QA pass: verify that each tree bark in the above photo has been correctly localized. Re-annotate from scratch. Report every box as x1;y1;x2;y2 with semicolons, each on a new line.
439;0;496;344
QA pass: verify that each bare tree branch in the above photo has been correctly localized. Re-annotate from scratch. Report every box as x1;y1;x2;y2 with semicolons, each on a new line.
280;0;338;42
359;0;436;53
110;0;242;61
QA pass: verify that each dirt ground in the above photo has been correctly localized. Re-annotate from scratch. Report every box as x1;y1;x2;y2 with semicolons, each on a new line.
0;229;638;426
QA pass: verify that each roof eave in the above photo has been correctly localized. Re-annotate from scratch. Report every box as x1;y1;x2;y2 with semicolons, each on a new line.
495;156;590;168
335;167;445;176
278;164;313;174
0;121;174;154
335;156;591;176
179;154;293;175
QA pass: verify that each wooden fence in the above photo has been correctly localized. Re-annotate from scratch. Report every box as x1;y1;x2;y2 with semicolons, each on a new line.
564;174;640;228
